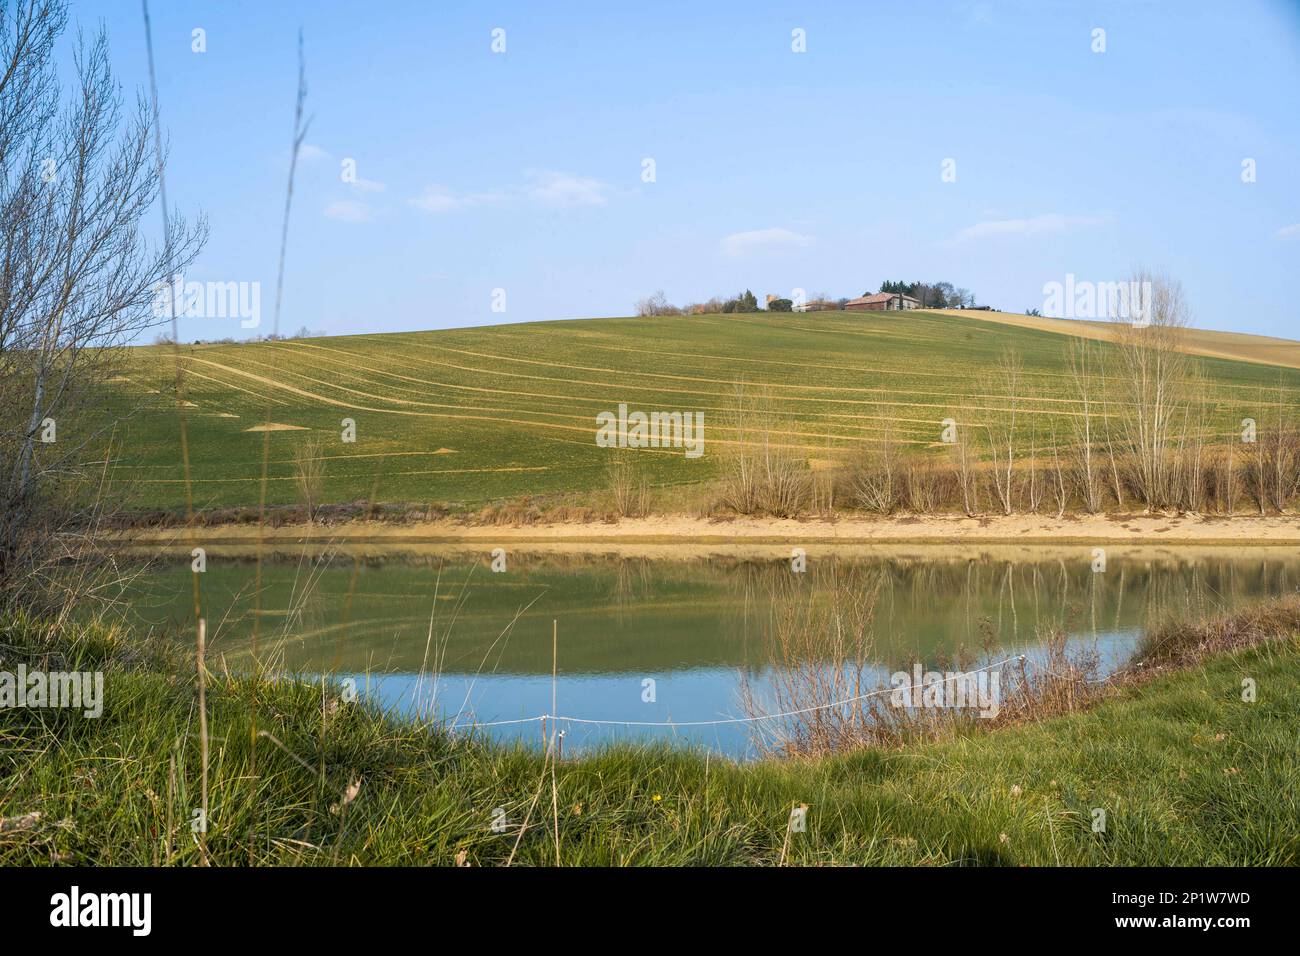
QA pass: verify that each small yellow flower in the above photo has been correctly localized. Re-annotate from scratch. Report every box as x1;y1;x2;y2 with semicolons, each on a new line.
652;794;662;803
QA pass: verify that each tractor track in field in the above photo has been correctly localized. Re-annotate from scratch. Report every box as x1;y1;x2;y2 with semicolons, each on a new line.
175;356;852;452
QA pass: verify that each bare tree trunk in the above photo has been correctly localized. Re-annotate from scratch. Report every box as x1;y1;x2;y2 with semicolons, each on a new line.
1049;421;1068;517
1068;338;1103;513
983;349;1021;515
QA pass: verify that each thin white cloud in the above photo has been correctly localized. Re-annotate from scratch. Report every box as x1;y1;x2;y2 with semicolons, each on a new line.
409;172;613;213
1275;222;1300;240
408;185;507;214
298;143;330;162
721;227;814;258
948;213;1109;244
350;177;386;194
324;200;375;223
525;170;612;207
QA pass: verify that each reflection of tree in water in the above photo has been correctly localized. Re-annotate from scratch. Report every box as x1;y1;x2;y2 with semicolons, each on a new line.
737;553;1300;758
609;556;654;624
726;553;1299;673
138;548;1300;681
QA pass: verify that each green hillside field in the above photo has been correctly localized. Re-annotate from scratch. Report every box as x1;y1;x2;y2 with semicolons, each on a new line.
102;310;1300;513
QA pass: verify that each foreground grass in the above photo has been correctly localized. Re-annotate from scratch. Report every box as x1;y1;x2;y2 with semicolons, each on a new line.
1;609;1297;865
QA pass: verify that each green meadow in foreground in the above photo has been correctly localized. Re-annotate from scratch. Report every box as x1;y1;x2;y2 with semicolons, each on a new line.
104;311;1300;512
2;605;1296;866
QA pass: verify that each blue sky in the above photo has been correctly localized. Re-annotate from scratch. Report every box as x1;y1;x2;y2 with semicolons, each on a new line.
72;0;1300;341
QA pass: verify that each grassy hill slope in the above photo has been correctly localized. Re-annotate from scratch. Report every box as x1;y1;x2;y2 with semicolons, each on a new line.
106;310;1300;511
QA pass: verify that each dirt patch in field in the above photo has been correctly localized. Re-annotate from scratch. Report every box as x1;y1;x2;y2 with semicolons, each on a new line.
243;423;308;432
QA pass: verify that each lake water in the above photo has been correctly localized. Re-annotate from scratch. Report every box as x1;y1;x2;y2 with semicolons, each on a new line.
125;544;1300;758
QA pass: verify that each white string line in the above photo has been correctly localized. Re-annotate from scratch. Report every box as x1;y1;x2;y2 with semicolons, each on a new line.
448;715;547;730
449;654;1029;731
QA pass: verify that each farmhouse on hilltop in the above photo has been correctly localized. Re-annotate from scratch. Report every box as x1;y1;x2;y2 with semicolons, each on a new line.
844;292;921;312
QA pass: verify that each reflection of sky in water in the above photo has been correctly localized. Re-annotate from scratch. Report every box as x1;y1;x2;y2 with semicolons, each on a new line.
339;625;1149;760
356;668;766;759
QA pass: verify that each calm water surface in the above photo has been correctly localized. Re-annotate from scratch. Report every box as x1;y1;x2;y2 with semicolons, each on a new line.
127;545;1300;758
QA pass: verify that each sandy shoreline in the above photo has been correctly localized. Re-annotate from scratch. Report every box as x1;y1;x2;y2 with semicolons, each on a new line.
113;512;1300;548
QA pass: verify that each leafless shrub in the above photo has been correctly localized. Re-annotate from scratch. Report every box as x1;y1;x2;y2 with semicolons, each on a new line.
848;408;901;514
740;568;884;756
605;452;649;518
1211;445;1239;515
808;460;838;517
293;436;327;522
715;383;810;517
1245;382;1300;514
989;632;1103;724
1133;595;1300;670
902;455;942;512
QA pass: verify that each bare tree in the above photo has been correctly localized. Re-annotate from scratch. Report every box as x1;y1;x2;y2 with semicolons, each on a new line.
984;349;1021;515
1106;271;1192;512
1048;420;1069;517
634;290;677;317
1023;381;1045;513
951;408;980;517
851;404;901;514
1067;338;1104;513
0;0;204;593
293;436;327;522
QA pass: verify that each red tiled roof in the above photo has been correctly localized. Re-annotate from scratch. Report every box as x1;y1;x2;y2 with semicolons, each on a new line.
846;292;921;305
